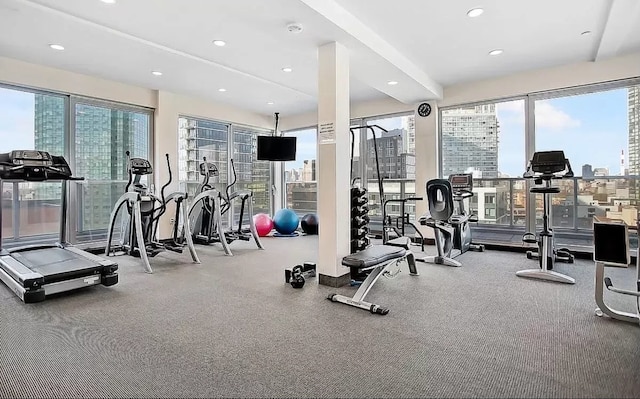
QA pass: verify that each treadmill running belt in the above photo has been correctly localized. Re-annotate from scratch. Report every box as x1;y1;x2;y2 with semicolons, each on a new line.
12;248;100;280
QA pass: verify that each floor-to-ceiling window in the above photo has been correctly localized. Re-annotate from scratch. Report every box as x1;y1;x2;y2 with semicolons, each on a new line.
0;85;153;247
232;125;272;217
533;84;640;249
73;99;152;243
441;99;527;230
283;127;317;217
178;117;272;226
439;79;640;252
178;117;229;198
363;113;416;233
0;86;67;245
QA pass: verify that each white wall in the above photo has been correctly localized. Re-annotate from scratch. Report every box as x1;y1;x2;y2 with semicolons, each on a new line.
0;56;157;107
441;52;640;107
280;97;413;131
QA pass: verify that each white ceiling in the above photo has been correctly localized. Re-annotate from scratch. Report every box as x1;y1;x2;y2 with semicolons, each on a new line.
0;0;638;117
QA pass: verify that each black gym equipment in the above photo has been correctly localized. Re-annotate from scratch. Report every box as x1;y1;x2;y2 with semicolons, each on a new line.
519;150;575;284
0;150;118;303
328;245;418;315
285;262;316;288
300;213;318;235
186;157;264;256
105;152;200;273
382;197;425;251
417;173;484;267
593;219;640;325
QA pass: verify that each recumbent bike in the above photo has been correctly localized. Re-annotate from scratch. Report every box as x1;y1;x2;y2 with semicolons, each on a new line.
518;150;575;284
187;157;263;255
417;173;484;267
105;152;200;273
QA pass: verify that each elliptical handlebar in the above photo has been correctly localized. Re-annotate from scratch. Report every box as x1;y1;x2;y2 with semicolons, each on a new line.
124;150;133;193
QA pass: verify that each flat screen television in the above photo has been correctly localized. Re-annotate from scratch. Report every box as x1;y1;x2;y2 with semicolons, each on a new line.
257;136;297;161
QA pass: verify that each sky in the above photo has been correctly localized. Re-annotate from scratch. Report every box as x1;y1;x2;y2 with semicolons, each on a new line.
0;88;36;152
0;85;633;178
496;88;629;177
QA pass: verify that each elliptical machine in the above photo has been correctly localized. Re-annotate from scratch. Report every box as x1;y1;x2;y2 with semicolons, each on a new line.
519;150;575;284
417;173;484;267
105;152;200;273
187;157;263;255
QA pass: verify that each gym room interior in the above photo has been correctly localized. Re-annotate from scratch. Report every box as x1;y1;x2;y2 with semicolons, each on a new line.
0;0;639;398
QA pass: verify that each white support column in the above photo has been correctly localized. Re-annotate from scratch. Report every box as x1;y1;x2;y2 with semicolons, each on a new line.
317;42;351;286
414;102;439;238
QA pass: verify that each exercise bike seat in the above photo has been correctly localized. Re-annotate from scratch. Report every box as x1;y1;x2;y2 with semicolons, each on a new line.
530;186;560;194
342;245;407;269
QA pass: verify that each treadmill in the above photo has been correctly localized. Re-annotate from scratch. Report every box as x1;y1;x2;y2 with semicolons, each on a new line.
0;150;118;303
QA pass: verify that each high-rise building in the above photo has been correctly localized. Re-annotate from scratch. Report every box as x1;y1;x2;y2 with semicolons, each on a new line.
34;96;149;233
441;104;499;178
629;86;640;204
582;164;594;178
302;159;316;182
401;115;416;155
367;128;415;180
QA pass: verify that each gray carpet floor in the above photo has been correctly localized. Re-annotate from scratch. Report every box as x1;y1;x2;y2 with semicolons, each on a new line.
1;235;639;398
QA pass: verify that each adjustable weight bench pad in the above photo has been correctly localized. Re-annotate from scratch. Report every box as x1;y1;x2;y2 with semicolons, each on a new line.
342;245;408;268
328;245;418;315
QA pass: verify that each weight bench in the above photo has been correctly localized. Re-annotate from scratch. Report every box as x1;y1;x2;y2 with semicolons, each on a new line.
327;245;418;315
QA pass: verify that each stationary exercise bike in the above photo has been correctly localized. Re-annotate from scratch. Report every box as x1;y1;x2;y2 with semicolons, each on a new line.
518;150;575;284
417;174;484;267
105;152;200;273
187;157;263;255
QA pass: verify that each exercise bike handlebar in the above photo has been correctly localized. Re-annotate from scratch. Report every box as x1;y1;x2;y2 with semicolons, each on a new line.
453;190;474;199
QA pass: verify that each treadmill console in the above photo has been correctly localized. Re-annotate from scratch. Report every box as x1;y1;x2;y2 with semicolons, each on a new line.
0;150;73;181
129;158;153;175
449;174;473;191
199;162;219;177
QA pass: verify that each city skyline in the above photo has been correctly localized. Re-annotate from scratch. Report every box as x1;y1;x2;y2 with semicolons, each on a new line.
284;87;633;179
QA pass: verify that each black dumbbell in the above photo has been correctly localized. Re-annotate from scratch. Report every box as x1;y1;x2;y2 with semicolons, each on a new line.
290;265;305;289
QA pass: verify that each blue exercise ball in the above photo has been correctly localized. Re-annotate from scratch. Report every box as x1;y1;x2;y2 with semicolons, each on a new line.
273;208;300;235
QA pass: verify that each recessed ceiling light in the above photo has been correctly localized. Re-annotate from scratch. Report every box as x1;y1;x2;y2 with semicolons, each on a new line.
581;30;592;36
212;40;226;47
267;101;274;105
218;88;227;92
387;81;398;85
467;8;484;17
101;0;116;3
488;49;503;56
49;44;65;51
151;71;163;76
282;67;293;73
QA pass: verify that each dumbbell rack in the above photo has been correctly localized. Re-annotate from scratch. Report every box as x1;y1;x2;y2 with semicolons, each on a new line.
350;184;370;254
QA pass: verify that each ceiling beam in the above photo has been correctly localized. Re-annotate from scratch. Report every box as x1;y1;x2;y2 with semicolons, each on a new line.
299;0;443;102
595;0;640;61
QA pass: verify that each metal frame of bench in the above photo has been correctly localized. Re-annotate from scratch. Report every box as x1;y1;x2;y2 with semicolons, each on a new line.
327;245;418;315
